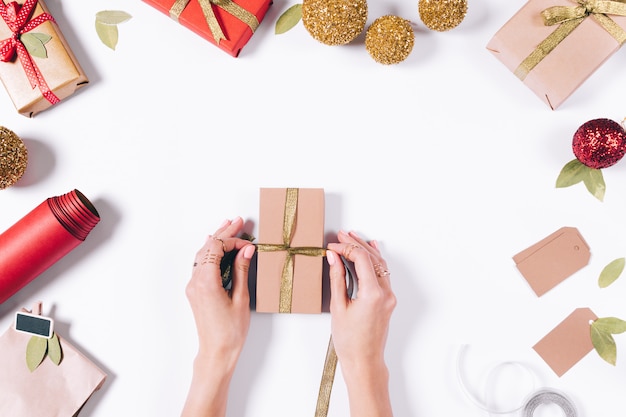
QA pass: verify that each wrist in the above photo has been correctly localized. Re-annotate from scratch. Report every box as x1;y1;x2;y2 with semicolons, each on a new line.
340;359;393;417
193;349;239;380
341;357;389;387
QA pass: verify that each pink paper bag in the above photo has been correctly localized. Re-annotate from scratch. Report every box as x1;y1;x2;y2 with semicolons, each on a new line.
0;308;106;416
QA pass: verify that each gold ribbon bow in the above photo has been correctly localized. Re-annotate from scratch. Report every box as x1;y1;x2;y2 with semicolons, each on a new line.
515;0;626;79
169;0;259;44
256;188;326;313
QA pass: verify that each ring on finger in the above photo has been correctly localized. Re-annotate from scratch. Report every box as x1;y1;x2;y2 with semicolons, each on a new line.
373;263;390;278
344;244;360;259
211;236;226;252
200;251;221;265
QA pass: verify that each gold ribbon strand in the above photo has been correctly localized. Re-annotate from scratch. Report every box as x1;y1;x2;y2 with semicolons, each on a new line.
315;336;338;417
169;0;259;44
515;0;626;80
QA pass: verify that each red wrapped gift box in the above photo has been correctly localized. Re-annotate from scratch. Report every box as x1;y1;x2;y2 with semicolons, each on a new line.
143;0;272;57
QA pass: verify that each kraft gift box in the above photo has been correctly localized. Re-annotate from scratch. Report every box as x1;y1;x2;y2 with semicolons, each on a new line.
0;0;88;117
143;0;272;57
486;0;626;109
256;188;325;314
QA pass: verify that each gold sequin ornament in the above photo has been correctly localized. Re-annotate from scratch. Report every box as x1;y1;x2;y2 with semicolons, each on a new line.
0;126;28;190
301;0;368;45
418;0;467;31
365;15;415;65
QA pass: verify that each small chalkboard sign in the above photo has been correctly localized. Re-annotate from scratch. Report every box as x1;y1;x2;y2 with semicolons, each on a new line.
14;311;54;338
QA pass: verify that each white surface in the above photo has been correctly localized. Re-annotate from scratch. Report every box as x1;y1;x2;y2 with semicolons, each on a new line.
2;0;626;416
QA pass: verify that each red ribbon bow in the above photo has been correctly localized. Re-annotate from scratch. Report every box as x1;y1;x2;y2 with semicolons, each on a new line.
0;0;59;105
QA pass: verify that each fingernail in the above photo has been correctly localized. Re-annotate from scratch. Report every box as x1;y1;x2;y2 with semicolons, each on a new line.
349;231;360;238
243;245;256;260
371;240;379;249
219;219;230;227
327;250;337;266
233;216;243;224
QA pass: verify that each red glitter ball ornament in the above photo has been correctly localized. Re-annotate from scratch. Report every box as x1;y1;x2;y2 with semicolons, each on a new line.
572;118;626;169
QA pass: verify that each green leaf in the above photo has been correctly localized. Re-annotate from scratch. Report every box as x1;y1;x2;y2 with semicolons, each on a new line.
96;20;119;50
599;258;625;288
96;10;132;25
556;159;588;188
592;317;626;334
583;168;605;202
47;333;62;366
26;336;48;372
275;4;302;34
21;32;52;58
591;325;617;365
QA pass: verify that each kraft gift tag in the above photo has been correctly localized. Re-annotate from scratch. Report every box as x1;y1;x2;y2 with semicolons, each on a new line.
533;307;597;377
513;227;591;296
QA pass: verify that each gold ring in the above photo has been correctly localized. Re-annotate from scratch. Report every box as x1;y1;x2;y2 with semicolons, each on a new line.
200;252;221;265
344;244;359;259
373;263;390;278
211;236;226;252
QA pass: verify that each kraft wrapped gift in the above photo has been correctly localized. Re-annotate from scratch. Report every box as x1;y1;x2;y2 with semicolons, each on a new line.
486;0;626;110
256;188;325;314
143;0;272;57
0;304;107;417
0;0;88;117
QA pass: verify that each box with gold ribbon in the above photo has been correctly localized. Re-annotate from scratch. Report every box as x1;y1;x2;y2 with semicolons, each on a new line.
143;0;272;57
486;0;626;109
0;0;88;117
256;188;325;314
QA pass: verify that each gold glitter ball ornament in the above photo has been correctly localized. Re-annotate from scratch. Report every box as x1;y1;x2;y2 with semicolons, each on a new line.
302;0;368;45
418;0;467;31
0;126;28;190
365;15;415;65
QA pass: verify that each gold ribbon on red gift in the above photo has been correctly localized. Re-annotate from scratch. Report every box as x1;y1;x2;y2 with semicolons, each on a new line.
0;0;59;105
515;0;626;79
169;0;259;44
256;188;326;314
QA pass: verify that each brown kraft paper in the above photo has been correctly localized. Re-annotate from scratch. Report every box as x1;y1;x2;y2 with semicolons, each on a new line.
513;227;591;297
486;0;626;109
0;0;89;117
256;188;325;314
533;307;598;376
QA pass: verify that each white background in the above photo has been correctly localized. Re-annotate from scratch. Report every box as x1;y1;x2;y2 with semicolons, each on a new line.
2;0;626;415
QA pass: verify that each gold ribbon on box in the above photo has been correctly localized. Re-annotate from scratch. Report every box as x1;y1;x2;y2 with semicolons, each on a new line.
515;0;626;80
256;188;326;313
257;187;337;417
169;0;259;43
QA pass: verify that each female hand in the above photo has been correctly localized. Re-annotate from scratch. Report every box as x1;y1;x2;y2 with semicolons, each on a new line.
326;230;396;417
182;217;255;417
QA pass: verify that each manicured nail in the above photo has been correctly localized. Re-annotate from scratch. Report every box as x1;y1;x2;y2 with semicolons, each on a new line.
371;240;379;249
243;245;256;260
233;216;243;224
219;219;230;227
327;250;337;266
349;231;360;239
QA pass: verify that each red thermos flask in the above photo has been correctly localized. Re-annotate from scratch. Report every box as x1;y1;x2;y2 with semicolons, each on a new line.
0;189;100;303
